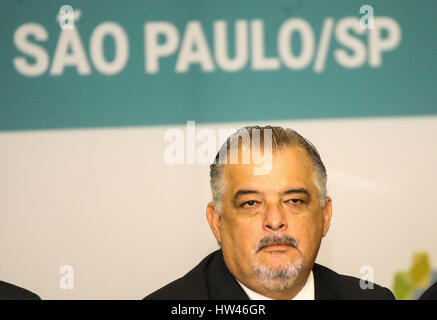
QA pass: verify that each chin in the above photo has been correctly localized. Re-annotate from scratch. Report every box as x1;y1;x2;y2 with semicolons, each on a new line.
253;256;304;291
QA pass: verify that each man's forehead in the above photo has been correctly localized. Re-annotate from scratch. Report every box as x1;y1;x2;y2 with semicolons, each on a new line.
222;146;315;188
223;146;313;172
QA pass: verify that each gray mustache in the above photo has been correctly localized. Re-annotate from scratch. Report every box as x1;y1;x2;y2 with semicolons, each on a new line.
255;234;299;253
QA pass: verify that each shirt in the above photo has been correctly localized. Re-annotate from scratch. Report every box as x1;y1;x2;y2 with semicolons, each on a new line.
236;271;315;300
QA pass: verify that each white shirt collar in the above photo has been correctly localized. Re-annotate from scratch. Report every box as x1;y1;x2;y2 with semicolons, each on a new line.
236;271;315;300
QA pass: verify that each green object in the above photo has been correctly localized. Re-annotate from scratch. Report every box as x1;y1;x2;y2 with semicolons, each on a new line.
392;252;434;299
393;272;413;300
409;252;431;289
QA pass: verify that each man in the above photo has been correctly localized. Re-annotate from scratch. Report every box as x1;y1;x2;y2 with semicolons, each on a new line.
420;281;437;300
145;126;395;300
0;280;40;300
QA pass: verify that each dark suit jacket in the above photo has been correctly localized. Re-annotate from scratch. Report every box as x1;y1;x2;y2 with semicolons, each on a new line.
420;281;437;300
0;280;40;300
145;250;395;300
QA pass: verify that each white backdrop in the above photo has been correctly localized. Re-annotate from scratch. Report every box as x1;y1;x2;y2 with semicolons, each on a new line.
0;116;436;299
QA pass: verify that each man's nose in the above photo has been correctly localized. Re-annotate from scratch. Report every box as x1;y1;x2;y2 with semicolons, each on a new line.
263;204;287;232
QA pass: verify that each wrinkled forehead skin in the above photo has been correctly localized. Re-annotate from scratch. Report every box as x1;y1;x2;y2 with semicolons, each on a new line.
221;145;319;204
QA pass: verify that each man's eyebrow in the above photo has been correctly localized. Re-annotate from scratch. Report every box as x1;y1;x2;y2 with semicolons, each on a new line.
233;189;261;199
282;188;311;197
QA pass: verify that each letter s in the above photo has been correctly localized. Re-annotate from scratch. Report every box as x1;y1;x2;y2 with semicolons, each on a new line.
13;23;49;77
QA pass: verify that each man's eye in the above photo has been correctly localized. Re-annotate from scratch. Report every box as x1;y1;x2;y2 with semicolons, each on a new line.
242;200;258;207
288;199;304;205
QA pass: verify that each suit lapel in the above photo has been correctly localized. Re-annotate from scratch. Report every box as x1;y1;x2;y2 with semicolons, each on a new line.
313;263;341;300
206;250;249;300
205;252;342;300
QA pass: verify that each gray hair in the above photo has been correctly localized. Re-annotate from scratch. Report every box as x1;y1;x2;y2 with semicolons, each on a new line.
209;126;327;214
253;255;304;291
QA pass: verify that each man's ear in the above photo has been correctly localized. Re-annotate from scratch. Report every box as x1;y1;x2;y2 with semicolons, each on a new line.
206;202;222;243
321;197;332;237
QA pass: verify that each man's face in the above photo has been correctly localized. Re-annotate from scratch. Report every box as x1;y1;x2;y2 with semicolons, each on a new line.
207;146;332;298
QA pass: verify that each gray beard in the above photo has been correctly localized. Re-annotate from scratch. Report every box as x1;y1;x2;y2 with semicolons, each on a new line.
253;257;304;291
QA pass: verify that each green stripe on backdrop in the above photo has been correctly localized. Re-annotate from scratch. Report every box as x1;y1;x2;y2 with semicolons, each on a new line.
0;0;436;131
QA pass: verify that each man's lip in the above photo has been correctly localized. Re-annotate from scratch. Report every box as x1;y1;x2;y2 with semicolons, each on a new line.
262;244;292;250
